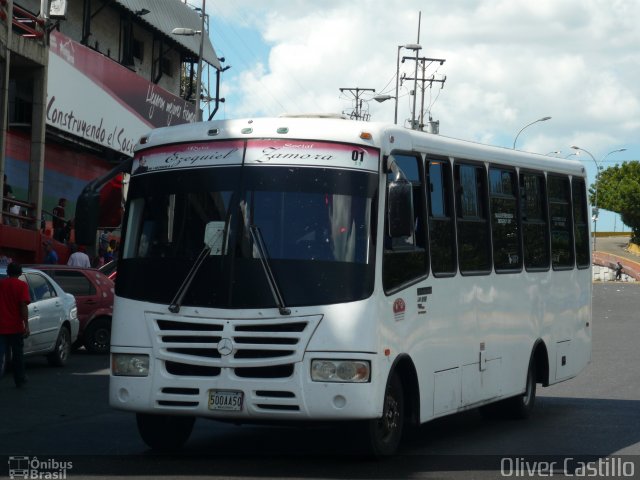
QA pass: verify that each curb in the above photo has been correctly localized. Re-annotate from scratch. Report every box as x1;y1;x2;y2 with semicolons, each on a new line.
592;251;640;281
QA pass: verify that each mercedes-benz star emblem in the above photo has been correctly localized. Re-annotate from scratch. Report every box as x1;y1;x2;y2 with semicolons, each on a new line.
217;338;234;356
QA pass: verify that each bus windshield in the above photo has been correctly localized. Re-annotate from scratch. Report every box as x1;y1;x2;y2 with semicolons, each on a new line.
118;164;378;309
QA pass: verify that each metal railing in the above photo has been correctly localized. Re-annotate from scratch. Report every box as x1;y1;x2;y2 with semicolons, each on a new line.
2;195;36;228
0;1;46;39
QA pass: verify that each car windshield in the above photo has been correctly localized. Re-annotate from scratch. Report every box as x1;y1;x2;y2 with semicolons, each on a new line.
118;163;378;308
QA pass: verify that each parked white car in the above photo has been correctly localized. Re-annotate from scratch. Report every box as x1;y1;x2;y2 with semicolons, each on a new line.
0;267;79;366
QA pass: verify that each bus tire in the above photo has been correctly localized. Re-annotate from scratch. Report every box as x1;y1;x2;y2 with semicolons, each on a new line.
505;359;537;419
364;372;404;456
136;413;195;452
482;359;537;420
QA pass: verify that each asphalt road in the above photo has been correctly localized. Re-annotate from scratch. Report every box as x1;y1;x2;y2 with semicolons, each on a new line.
596;235;639;264
1;282;639;479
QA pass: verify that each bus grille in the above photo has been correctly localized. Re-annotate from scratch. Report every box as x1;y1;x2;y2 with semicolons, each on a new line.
149;314;321;378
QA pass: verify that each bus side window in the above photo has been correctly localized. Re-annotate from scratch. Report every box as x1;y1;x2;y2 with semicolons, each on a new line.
427;159;457;276
455;162;491;274
383;153;428;292
489;167;522;272
548;175;575;269
572;178;590;268
520;172;550;270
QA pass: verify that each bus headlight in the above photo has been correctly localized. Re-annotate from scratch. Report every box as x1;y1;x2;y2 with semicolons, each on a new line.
311;359;370;383
112;353;150;377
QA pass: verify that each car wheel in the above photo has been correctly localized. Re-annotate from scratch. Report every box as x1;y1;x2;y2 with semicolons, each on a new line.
84;317;111;354
47;325;71;367
363;372;404;456
71;339;83;352
136;413;195;452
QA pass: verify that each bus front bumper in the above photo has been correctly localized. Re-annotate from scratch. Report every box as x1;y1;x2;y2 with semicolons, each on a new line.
109;349;384;421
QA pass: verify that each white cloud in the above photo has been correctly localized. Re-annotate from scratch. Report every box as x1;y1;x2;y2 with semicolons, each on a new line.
210;0;640;162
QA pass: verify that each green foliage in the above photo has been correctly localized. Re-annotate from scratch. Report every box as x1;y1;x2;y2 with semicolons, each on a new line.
593;161;640;242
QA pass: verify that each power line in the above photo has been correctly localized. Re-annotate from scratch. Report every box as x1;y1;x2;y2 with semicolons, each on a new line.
402;55;446;130
339;87;375;121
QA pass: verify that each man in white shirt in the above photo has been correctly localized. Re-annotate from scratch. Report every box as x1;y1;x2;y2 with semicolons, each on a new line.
67;245;92;268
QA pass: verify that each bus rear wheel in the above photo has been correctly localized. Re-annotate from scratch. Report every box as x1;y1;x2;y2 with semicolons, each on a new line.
504;360;537;419
480;360;536;420
136;413;195;452
364;372;404;456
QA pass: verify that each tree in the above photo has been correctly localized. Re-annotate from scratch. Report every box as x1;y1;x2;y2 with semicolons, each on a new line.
593;161;640;243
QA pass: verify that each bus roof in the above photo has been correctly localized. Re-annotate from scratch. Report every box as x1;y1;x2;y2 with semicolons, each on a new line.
135;117;586;178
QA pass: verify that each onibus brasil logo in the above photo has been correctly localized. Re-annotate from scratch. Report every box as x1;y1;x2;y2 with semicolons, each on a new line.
8;456;73;479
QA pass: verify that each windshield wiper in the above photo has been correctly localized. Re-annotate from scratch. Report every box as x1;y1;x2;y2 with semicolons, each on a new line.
168;245;211;313
249;225;291;316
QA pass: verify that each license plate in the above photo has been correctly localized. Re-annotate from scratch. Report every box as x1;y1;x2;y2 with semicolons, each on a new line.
208;390;243;411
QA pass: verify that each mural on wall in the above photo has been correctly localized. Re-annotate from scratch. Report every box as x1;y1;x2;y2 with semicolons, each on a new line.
47;30;197;156
4;31;199;228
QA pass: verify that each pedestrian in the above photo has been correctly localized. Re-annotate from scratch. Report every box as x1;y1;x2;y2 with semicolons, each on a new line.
8;197;22;227
63;218;74;244
615;261;623;281
98;231;109;254
104;238;118;263
43;240;59;264
0;262;31;388
2;174;13;212
0;249;12;266
52;197;67;242
67;244;91;268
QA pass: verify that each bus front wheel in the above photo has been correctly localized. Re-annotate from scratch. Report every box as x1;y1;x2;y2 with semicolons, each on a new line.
364;372;404;456
136;413;195;452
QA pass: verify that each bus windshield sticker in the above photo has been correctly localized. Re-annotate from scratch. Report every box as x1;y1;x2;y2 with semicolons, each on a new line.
245;140;379;172
133;140;244;174
204;221;226;255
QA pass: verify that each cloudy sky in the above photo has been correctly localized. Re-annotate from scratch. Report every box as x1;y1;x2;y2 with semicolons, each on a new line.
203;0;639;231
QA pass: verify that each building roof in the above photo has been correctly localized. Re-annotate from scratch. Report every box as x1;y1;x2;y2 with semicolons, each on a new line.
114;0;221;70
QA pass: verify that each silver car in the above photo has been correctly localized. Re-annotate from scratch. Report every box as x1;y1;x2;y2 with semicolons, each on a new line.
0;267;79;366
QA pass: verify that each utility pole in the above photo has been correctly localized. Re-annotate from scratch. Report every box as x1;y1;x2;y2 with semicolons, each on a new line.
403;56;446;130
339;87;375;121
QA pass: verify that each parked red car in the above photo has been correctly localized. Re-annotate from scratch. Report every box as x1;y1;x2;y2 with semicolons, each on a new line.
28;265;114;353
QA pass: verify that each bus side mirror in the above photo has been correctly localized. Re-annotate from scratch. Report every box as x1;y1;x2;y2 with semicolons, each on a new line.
75;188;100;245
387;179;414;238
74;157;133;246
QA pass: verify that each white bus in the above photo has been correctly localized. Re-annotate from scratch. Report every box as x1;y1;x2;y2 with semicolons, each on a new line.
103;116;592;455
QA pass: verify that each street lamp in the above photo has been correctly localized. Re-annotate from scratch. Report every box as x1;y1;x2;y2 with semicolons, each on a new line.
601;148;627;163
394;43;421;125
172;0;206;122
373;94;396;122
571;146;626;251
373;94;394;103
512;116;551;149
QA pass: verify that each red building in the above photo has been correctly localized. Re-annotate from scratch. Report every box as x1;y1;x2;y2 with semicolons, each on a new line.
0;0;222;263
